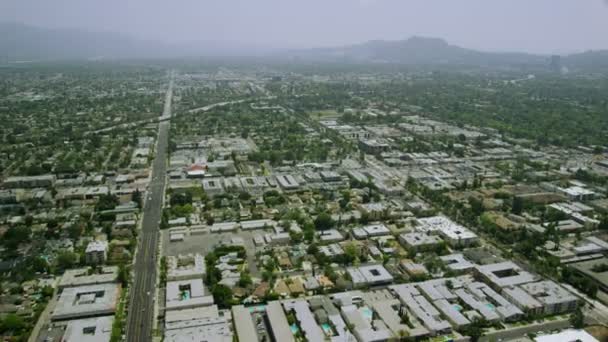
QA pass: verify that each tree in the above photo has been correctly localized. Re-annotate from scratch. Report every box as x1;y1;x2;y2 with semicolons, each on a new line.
56;251;78;270
132;189;142;209
459;318;486;342
238;272;252;288
212;285;233;308
117;263;130;287
0;314;25;334
314;212;334;231
96;194;119;211
599;216;608;231
68;224;83;240
570;305;585;329
511;196;523;215
468;197;484;217
3;226;32;248
343;243;359;265
41;285;54;299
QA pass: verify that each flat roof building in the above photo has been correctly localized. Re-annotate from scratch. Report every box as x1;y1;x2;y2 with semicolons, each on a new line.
399;232;443;251
440;254;475;272
62;316;114;342
519;281;578;315
353;224;391;239
341;304;392;342
85;241;108;265
475;261;537;290
164;305;233;342
347;265;394;287
283;300;325;342
266;301;295;342
390;284;452;335
241;219;276;230
535;329;598;342
416;216;478;247
2;174;56;189
59;267;119;290
232;305;257;342
167;254;206;281
502;286;544;315
52;283;120;321
166;279;214;311
276;174;300;190
202;178;224;196
319;229;344;242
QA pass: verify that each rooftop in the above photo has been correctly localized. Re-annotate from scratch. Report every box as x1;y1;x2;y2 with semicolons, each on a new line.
52;283;120;321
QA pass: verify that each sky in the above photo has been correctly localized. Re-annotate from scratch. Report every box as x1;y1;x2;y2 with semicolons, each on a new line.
2;0;608;54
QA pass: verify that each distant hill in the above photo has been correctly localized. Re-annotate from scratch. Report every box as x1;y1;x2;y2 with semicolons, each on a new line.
284;36;608;70
284;36;545;67
1;22;607;70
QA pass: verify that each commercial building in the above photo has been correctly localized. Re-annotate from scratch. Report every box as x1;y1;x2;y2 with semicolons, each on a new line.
416;216;478;247
359;139;390;155
59;267;119;290
202;178;223;196
558;186;596;202
240;219;276;230
399;232;444;252
62;316;114;342
353;224;391;239
164;305;233;342
52;284;121;321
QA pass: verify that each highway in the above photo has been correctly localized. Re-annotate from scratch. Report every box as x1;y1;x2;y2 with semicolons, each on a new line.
125;73;173;342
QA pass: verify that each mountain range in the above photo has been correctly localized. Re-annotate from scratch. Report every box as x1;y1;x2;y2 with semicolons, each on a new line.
2;22;607;69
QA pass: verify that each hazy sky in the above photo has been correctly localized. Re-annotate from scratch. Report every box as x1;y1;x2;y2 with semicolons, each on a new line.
2;0;608;54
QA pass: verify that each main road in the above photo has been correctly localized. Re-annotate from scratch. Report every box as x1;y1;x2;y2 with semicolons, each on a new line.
126;73;173;342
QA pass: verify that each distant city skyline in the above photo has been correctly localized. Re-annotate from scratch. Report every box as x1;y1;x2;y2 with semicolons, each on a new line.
2;0;608;54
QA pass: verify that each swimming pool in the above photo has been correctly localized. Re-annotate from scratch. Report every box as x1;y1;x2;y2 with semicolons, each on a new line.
248;305;267;313
361;307;373;320
321;323;332;335
290;324;299;334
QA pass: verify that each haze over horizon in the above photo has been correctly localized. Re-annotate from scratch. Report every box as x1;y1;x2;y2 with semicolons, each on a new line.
2;0;608;55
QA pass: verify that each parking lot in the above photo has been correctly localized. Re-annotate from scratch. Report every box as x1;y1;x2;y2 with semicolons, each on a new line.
161;228;270;277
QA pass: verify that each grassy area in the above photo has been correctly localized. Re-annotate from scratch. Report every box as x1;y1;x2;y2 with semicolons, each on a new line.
110;286;128;342
311;110;341;121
